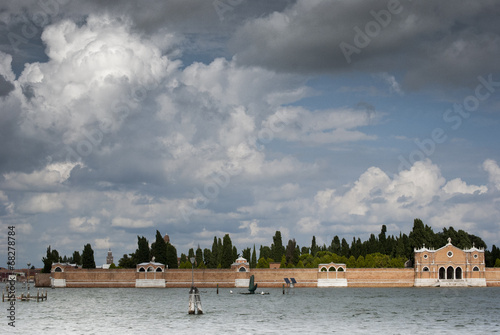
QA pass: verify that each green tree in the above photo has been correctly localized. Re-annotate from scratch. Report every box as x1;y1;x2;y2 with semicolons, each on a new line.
217;238;223;266
280;255;287;268
242;247;251;262
259;246;272;260
179;253;187;264
41;246;59;273
311;236;318;257
118;254;135;268
210;237;219;268
378;225;387;254
196;246;203;267
232;246;238;263
166;243;178;269
188;248;195;262
340;238;350;257
271;231;285;263
203;248;212;267
394;233;405;258
72;251;82;265
495;259;500;267
251;245;257;268
150;230;167;265
256;257;270;268
285;239;298;265
221;234;233;268
135;236;150;264
82;243;96;269
330;236;341;255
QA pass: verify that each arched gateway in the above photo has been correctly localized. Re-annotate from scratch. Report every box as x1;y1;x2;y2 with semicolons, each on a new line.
414;239;486;287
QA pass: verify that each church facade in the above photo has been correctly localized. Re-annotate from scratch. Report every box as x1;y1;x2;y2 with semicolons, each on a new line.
414;238;486;287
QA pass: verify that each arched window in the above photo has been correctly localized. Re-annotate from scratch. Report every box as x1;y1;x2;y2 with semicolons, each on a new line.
473;266;480;272
422;267;429;272
439;267;445;279
139;267;146;272
238;266;247;272
156;267;163;272
320;267;327;272
328;266;336;272
455;267;462;279
147;266;154;272
54;267;62;272
337;267;344;272
447;266;454;279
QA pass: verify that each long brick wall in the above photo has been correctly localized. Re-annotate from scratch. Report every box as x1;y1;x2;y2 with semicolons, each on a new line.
346;268;414;287
485;268;500;287
36;267;500;288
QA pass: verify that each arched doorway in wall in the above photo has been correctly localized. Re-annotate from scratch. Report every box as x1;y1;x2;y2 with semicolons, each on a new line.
455;267;462;280
447;266;454;279
439;267;445;279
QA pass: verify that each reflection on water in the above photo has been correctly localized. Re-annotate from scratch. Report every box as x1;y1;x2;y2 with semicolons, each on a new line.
6;286;500;334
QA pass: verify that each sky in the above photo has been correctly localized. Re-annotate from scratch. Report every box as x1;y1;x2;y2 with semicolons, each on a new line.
1;0;500;268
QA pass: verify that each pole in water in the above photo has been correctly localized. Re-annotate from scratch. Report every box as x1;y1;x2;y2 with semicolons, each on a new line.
217;283;219;294
188;286;203;315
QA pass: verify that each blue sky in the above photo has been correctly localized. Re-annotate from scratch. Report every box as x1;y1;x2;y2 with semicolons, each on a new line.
0;0;499;268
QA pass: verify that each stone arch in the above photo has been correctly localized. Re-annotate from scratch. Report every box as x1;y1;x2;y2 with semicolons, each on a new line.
238;266;247;272
138;267;146;272
156;267;163;272
439;267;445;279
147;266;154;272
455;267;462;279
422;266;429;272
320;266;327;272
54;267;62;272
328;266;336;272
473;266;480;272
447;266;454;279
337;267;345;272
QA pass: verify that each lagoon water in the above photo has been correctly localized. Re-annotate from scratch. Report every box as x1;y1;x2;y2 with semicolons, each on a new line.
6;286;500;334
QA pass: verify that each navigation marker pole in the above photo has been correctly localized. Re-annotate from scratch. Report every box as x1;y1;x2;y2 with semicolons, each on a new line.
188;257;203;315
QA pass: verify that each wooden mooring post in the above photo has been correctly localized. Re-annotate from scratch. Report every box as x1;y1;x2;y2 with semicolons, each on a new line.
1;288;47;302
188;286;203;315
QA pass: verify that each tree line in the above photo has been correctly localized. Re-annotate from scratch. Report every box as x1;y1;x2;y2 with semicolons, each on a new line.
41;243;96;273
41;219;500;271
118;219;500;269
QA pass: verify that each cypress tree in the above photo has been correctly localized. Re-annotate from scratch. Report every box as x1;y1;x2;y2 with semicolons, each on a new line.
203;248;212;267
42;246;55;273
135;236;150;264
271;231;285;263
82;243;96;269
311;236;318;256
341;238;350;257
166;243;178;269
242;247;251;261
72;251;82;265
232;246;238;263
210;236;218;268
285;239;297;265
331;236;341;255
217;238;223;267
195;245;203;267
221;234;233;268
151;230;167;265
251;245;257;268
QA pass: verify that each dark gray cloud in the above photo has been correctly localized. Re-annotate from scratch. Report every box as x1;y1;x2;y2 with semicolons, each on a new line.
230;0;500;90
0;74;14;96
